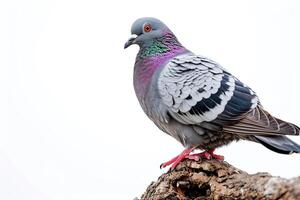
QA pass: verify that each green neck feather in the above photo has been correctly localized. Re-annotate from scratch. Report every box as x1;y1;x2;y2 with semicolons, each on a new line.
138;33;183;59
138;40;170;58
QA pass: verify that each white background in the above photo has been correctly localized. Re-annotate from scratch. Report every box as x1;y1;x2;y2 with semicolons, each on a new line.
1;0;300;199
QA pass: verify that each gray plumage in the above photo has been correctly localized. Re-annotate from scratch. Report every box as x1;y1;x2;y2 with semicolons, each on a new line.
125;17;300;155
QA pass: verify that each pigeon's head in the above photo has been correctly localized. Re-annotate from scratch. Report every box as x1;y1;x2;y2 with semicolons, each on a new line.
124;17;172;49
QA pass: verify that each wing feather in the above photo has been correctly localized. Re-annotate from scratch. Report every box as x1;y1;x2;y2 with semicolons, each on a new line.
158;54;300;136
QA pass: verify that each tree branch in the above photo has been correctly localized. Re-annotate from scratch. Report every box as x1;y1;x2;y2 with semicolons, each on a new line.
136;159;300;200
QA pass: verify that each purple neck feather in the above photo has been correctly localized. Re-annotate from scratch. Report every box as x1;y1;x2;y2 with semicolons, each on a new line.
133;31;188;98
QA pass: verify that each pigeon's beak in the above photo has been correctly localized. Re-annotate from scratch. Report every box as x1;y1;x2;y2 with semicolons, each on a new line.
124;35;137;49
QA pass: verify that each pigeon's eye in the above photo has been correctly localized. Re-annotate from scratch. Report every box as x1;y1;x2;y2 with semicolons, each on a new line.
143;24;152;33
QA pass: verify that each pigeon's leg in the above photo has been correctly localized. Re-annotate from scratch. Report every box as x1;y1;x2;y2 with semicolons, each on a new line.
160;147;196;169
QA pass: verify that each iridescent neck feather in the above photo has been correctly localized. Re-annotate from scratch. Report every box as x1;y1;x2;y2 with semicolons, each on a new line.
137;32;184;59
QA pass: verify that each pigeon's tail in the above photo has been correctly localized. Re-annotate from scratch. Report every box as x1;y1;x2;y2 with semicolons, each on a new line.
253;135;300;154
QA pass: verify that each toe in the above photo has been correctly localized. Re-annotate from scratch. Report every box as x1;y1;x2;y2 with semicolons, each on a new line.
185;155;200;161
213;154;224;161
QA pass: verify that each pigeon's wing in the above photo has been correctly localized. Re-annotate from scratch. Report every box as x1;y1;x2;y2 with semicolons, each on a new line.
158;54;300;136
158;54;257;124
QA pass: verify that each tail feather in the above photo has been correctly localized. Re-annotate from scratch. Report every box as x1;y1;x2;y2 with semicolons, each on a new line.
224;106;300;136
253;135;300;154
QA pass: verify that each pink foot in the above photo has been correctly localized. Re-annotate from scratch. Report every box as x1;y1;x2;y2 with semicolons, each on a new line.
188;151;212;160
188;149;224;161
160;147;196;170
160;148;224;170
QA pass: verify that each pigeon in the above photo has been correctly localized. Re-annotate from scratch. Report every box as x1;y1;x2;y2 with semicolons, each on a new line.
124;17;300;170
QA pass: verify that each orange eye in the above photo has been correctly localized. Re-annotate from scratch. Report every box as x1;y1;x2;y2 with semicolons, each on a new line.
143;24;152;33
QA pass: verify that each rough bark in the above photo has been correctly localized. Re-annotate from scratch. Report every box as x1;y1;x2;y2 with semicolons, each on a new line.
135;159;300;200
